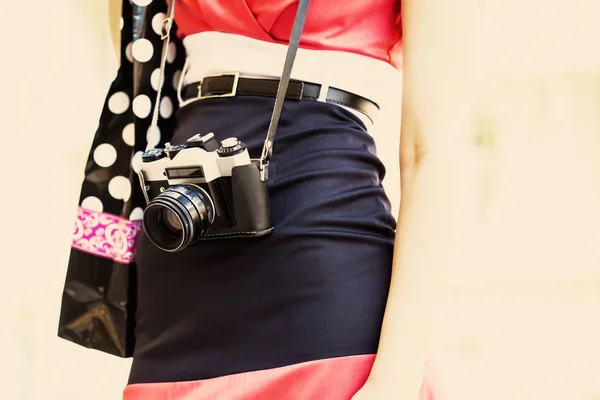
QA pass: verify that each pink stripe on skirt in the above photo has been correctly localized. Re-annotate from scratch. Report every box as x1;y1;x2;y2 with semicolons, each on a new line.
123;354;438;400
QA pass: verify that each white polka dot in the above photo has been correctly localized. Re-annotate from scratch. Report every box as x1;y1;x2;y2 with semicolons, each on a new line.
160;97;173;119
167;42;176;64
108;176;132;202
132;38;154;63
108;91;130;114
147;126;161;148
81;196;103;212
133;95;152;118
132;0;152;6
152;12;166;36
129;207;144;221
93;143;118;167
150;68;163;91
120;17;124;30
172;70;182;90
122;123;135;146
132;151;144;173
125;42;133;63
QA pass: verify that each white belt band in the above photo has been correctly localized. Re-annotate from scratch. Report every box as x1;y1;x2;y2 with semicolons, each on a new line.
176;32;402;128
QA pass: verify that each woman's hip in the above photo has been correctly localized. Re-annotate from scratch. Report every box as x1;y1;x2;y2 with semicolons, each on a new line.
130;96;397;383
170;95;396;237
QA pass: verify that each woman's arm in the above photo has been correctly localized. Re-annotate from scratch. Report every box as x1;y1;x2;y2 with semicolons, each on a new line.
109;0;122;61
355;0;475;398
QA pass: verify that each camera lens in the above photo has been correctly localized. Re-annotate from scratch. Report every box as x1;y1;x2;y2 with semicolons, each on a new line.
157;208;182;235
142;185;215;252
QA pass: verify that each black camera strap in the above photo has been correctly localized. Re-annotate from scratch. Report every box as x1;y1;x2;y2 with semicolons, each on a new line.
258;0;311;179
151;0;311;181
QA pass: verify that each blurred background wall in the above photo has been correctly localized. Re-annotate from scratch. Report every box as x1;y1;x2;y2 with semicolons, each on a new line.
1;1;131;399
1;1;599;399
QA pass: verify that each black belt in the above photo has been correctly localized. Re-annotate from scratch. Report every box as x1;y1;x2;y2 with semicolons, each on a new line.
181;73;379;122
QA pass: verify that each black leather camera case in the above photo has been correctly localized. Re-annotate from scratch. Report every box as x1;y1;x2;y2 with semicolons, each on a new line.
203;163;273;239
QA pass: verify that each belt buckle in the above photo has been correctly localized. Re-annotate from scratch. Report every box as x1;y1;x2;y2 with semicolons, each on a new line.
197;72;240;100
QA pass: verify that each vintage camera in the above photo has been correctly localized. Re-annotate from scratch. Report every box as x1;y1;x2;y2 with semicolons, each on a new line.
137;133;272;252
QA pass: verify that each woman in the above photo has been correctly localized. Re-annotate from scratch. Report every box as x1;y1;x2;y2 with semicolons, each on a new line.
98;0;466;398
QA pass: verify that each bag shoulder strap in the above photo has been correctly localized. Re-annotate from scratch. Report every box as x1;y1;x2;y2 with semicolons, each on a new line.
148;0;176;152
150;0;311;181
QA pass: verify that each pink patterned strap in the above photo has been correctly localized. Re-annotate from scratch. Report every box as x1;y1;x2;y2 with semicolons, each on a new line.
72;207;142;264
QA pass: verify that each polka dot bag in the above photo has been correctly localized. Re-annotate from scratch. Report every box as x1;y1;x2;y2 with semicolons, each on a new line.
57;0;185;357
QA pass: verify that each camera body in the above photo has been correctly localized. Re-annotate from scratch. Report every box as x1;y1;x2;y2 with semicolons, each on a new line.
137;132;272;252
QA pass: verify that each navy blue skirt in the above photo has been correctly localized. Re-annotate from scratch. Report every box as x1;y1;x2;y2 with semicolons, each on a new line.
129;95;396;386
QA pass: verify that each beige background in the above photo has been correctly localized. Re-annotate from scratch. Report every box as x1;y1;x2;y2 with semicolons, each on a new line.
1;1;599;399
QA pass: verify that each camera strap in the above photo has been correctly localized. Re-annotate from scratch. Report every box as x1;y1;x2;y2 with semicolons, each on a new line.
258;0;311;179
151;0;311;181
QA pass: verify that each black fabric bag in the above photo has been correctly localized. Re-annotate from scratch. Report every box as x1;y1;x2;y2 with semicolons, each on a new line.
57;0;185;357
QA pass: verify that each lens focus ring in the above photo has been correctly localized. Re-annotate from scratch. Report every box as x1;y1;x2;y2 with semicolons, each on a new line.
142;185;215;252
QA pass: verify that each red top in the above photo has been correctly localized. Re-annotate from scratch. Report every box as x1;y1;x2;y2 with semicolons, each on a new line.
173;0;403;68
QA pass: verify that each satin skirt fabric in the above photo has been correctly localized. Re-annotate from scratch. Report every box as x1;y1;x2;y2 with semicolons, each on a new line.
125;96;435;398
